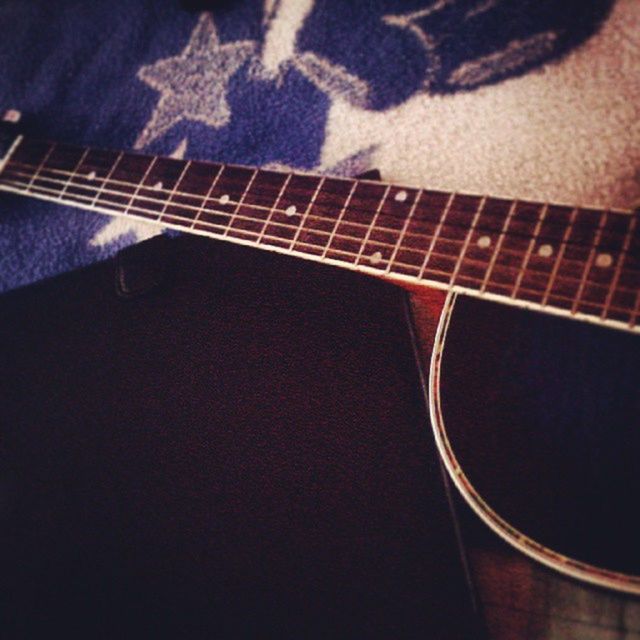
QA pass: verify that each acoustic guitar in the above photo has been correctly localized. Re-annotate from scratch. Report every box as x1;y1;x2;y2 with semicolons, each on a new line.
1;121;638;597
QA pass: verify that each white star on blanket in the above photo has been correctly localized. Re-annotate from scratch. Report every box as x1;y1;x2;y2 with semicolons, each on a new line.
134;13;256;150
92;12;256;247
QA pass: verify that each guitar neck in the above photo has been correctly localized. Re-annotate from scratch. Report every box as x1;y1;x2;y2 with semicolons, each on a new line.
1;135;639;334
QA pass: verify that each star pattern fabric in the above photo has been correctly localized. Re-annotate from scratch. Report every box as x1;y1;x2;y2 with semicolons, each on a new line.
0;0;634;293
135;14;256;150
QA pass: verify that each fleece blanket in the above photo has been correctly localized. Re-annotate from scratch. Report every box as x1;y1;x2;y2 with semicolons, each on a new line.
0;0;638;292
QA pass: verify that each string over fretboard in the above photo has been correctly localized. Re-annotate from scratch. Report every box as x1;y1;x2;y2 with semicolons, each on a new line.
1;137;638;334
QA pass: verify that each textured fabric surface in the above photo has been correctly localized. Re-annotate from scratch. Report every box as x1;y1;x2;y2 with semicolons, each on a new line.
0;0;638;292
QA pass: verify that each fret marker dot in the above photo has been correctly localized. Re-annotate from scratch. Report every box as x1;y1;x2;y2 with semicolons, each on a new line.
219;194;230;204
538;244;553;258
86;171;97;181
596;253;613;268
477;235;491;249
394;190;408;202
153;181;163;190
369;251;383;266
285;205;297;217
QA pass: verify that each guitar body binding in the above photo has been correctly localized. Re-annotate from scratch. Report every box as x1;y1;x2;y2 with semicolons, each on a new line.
417;290;640;595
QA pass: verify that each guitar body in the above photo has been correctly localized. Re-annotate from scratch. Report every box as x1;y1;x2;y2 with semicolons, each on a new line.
2;122;639;607
410;289;640;594
0;236;482;638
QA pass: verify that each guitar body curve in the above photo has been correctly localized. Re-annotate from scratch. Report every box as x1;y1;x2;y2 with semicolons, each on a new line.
411;290;640;594
2;123;639;595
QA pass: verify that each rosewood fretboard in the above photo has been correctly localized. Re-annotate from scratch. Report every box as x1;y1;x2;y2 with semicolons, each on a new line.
1;136;638;333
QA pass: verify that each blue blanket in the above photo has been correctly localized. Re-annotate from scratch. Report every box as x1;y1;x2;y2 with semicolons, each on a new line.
0;0;632;292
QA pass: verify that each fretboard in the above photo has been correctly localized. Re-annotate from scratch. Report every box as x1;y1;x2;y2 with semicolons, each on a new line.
1;136;639;334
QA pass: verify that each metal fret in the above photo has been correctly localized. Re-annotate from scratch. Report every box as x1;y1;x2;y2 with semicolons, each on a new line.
257;172;292;243
355;184;391;265
541;206;579;306
511;203;549;299
288;176;326;251
126;156;157;216
0;134;24;174
571;208;608;314
448;195;486;285
480;198;517;293
191;163;224;229
91;151;124;206
58;148;90;201
223;167;258;237
158;160;191;221
385;188;423;274
27;142;56;190
418;191;455;279
602;215;637;321
321;179;358;259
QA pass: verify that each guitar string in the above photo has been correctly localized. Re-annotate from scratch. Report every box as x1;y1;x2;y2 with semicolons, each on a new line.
4;163;638;282
5;163;607;262
7;159;612;254
10;142;636;227
10;158;636;251
5;145;639;323
1;168;633;291
3;176;635;320
6;158;635;251
1;175;636;312
1;171;636;304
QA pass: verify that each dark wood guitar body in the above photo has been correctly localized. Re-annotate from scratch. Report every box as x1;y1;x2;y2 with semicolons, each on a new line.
2;122;640;635
438;295;640;573
410;291;640;636
0;237;482;639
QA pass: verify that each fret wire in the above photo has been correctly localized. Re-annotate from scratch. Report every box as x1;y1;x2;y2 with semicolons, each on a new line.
448;195;486;286
3;168;638;287
10;163;452;246
33;156;489;250
59;147;90;201
223;167;258;237
159;160;192;221
127;156;157;213
511;202;549;298
92;151;124;206
256;172;292;242
288;176;326;251
419;268;630;315
5;173;380;254
355;184;392;263
7;160;634;252
479;198;517;293
385;188;423;274
0;135;24;174
27;142;56;190
3;174;638;304
6;158;628;227
191;164;224;229
601;216;636;320
321;179;358;259
418;191;455;279
541;206;579;306
571;208;608;314
1;168;473;249
6;180;637;319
